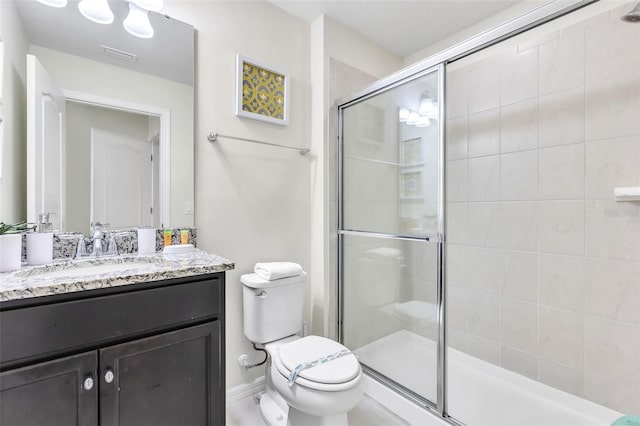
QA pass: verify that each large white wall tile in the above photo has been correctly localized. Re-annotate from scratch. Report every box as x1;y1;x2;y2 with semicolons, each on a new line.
501;298;538;353
539;144;585;200
586;74;640;141
447;286;468;331
468;292;499;340
539;201;585;256
446;202;468;245
539;87;585;148
539;29;585;95
467;247;500;295
585;374;639;415
500;250;538;303
447;159;468;202
586;257;640;325
501;150;538;201
468;61;500;114
540;254;585;313
586;315;639;386
447;244;469;288
585;200;640;261
496;202;538;251
500;48;538;106
586;13;640;84
446;116;468;160
468;156;500;202
500;345;539;380
500;99;538;153
468;109;500;158
446;69;469;119
585;135;640;199
539;359;585;397
465;334;500;365
467;202;500;247
539;306;584;369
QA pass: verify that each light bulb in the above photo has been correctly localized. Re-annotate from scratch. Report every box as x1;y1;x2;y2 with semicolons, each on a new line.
406;112;419;125
132;0;163;12
37;0;68;7
123;2;154;39
399;108;409;122
78;0;114;24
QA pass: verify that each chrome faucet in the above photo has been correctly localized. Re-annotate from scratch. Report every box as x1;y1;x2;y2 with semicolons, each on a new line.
91;223;105;257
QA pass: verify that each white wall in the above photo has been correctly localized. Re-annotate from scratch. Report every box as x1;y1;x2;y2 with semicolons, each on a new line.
30;45;194;229
309;14;402;337
162;0;312;390
65;102;151;234
0;1;28;223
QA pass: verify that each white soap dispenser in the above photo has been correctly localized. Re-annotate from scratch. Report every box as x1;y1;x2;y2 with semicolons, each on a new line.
26;213;54;265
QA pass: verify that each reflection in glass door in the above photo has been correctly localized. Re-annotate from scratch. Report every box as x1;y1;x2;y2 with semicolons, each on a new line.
338;65;444;411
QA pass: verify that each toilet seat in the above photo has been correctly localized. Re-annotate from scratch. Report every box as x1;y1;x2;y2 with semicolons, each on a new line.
273;336;361;392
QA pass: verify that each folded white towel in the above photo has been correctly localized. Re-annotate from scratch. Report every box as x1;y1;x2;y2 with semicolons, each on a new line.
254;262;303;281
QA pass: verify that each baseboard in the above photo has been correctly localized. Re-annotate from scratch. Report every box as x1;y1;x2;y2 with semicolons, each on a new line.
226;376;266;404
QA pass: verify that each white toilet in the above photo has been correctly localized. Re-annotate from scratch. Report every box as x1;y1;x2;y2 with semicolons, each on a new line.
241;271;363;426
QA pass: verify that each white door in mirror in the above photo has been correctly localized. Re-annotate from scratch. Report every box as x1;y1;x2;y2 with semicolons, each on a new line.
27;54;66;231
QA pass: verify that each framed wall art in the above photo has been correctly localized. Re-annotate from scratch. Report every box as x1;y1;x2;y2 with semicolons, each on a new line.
235;55;289;126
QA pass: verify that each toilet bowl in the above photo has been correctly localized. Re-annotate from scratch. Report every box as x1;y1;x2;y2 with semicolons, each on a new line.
241;271;363;426
266;335;362;426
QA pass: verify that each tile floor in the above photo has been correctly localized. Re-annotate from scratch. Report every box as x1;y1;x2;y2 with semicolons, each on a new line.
227;393;409;426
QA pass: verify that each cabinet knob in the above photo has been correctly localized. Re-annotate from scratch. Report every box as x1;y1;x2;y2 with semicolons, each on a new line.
104;369;115;384
83;376;94;391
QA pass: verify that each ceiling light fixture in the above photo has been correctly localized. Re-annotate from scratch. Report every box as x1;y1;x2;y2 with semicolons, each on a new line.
406;112;419;126
132;0;163;12
399;108;409;122
418;93;437;117
78;0;114;24
416;115;431;128
123;2;154;39
36;0;68;7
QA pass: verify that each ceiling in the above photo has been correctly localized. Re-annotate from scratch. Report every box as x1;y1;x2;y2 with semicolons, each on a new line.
268;0;524;57
14;0;194;85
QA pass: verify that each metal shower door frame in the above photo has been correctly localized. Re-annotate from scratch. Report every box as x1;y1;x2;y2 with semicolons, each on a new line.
335;0;596;422
337;63;446;416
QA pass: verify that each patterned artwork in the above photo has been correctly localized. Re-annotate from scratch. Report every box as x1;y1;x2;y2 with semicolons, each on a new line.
236;55;288;125
401;138;423;165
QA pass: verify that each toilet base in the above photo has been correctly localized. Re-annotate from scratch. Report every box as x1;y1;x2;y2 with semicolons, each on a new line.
287;407;348;426
260;393;288;426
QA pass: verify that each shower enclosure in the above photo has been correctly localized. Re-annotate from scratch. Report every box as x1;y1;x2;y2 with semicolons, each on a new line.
336;0;640;424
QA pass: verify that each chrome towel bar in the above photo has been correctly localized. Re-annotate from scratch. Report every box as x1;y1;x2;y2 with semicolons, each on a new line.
207;132;310;156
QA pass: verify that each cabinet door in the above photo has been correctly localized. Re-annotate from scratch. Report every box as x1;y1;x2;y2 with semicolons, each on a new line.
100;321;223;426
0;351;98;426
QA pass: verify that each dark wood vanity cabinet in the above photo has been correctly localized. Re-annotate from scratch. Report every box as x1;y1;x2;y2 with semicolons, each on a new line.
0;273;226;426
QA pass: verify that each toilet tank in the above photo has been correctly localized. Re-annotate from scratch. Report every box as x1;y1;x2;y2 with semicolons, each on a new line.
241;271;307;344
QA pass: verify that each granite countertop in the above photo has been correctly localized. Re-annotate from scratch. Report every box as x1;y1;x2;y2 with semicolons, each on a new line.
0;249;235;302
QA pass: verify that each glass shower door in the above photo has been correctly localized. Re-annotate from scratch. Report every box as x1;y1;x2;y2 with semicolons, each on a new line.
338;65;444;409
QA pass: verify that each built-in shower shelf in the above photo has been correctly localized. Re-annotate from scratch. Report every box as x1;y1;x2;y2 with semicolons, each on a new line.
614;187;640;202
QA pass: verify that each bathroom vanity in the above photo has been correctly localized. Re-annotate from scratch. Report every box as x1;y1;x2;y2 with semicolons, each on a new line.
0;251;234;426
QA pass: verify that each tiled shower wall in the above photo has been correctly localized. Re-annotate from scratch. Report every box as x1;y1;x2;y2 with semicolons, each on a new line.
445;4;640;414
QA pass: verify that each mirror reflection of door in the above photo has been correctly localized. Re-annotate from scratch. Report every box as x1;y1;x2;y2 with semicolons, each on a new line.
27;54;66;231
91;128;154;229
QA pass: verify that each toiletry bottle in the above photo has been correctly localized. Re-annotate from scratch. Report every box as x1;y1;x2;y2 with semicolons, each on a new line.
163;229;172;247
180;229;189;245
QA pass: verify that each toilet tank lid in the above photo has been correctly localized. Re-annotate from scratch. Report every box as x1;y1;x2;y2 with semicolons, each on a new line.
240;271;307;289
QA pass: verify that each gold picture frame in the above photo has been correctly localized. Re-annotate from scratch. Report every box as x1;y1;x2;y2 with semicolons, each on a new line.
235;55;289;126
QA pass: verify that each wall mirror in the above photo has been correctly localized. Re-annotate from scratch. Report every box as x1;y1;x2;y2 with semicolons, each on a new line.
12;0;194;234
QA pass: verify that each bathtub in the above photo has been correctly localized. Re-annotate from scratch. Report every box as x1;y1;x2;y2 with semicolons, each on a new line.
356;330;622;426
